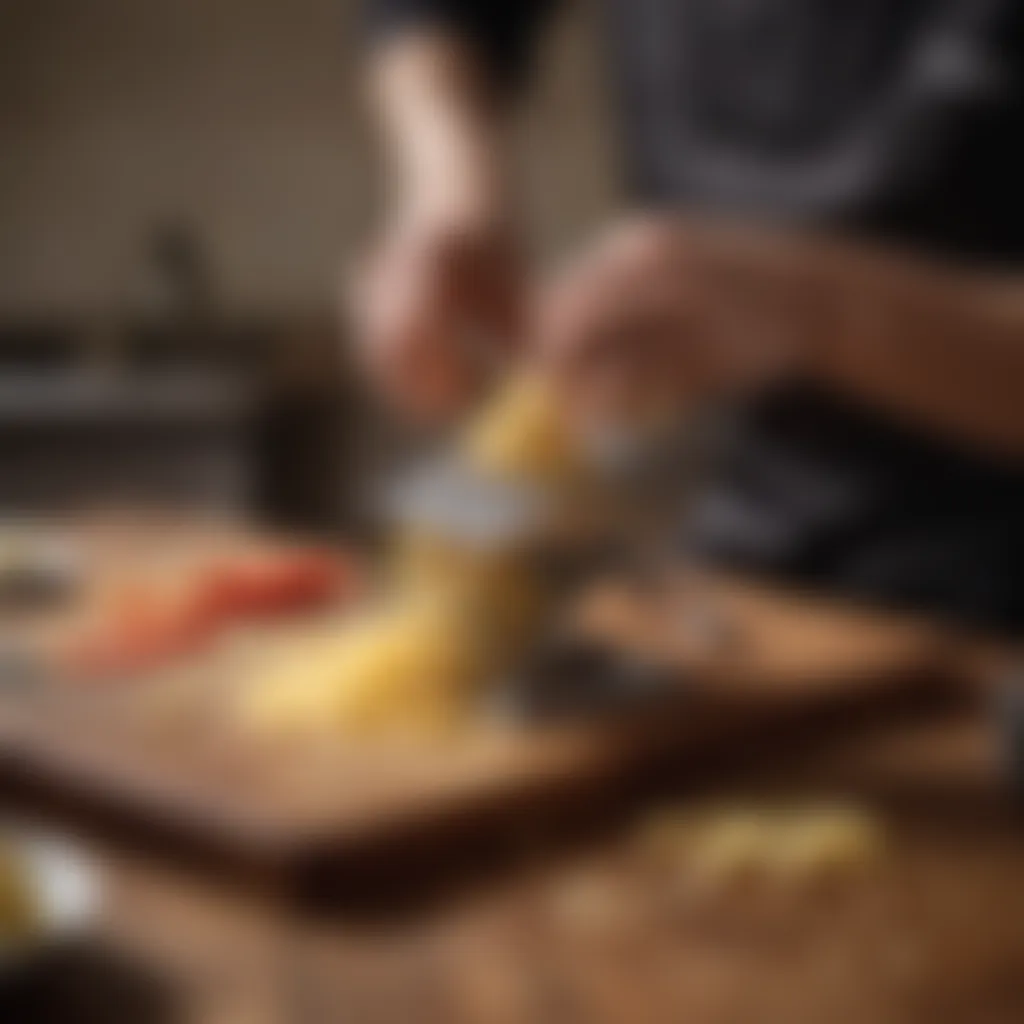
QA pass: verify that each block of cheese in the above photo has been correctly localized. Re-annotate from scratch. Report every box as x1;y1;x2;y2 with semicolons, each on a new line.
462;375;581;484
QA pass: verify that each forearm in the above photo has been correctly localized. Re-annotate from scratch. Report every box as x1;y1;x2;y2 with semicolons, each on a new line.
691;220;1024;459
368;32;510;227
814;246;1024;459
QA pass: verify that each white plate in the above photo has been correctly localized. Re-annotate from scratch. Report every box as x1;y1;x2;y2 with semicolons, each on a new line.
0;829;101;968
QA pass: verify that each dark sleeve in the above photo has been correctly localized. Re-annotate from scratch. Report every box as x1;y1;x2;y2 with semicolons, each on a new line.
363;0;560;92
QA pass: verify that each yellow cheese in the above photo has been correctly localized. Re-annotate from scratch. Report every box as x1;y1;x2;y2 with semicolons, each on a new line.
768;806;885;882
638;803;886;894
687;810;772;887
243;374;583;739
243;598;487;736
462;375;580;483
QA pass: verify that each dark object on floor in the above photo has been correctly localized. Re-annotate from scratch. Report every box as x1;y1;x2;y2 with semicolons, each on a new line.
0;941;178;1024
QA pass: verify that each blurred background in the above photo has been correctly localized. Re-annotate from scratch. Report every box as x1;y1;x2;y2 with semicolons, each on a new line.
0;0;613;526
1;4;1022;1023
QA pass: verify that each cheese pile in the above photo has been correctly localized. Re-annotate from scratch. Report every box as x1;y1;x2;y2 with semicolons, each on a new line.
242;376;581;738
642;803;886;890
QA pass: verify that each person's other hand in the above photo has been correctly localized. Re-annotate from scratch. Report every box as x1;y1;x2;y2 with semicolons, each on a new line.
537;216;797;427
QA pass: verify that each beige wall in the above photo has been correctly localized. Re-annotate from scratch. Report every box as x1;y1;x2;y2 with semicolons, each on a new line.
0;0;617;318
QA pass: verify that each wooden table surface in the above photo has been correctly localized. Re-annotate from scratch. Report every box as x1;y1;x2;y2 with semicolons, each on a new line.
86;704;1024;1024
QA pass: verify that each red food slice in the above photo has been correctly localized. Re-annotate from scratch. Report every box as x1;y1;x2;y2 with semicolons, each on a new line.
198;548;359;619
60;546;364;681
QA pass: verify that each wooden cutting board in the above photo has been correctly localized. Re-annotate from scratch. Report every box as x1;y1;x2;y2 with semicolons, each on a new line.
0;521;994;891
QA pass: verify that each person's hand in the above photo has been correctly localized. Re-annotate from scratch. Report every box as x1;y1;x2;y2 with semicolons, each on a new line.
352;203;522;423
537;216;800;427
351;35;524;422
